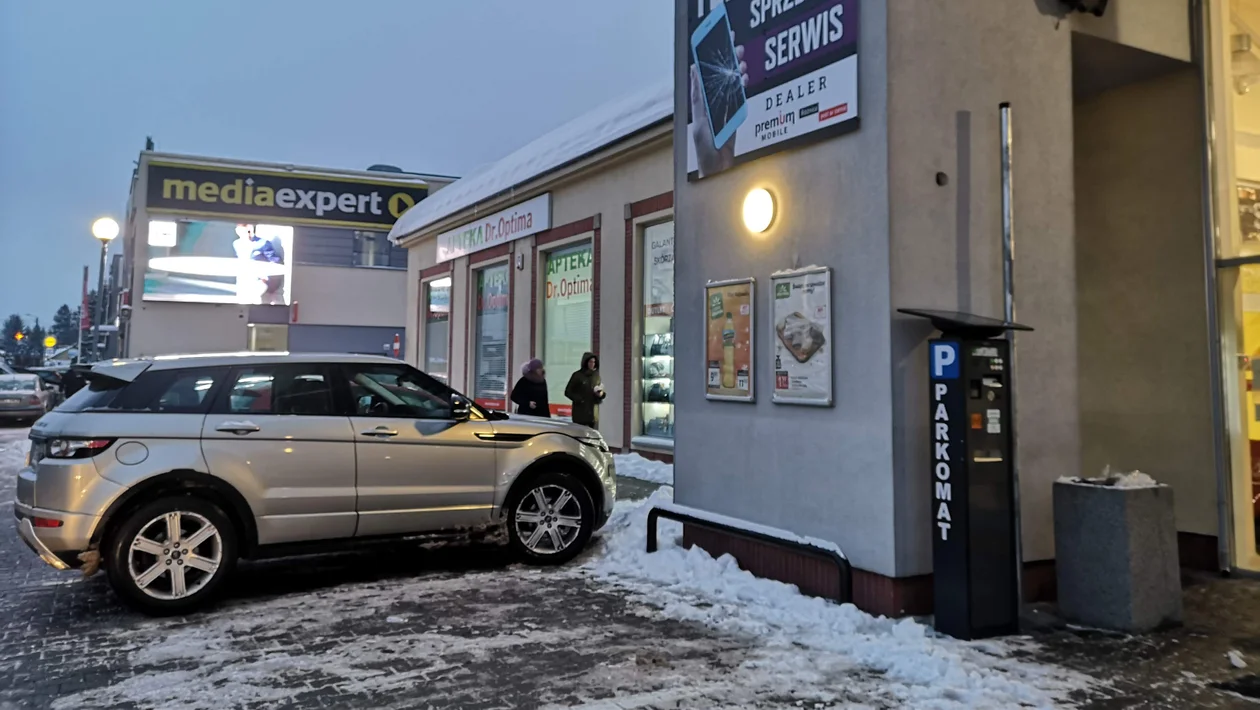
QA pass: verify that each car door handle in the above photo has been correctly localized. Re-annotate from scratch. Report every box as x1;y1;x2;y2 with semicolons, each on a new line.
216;420;260;435
360;427;399;438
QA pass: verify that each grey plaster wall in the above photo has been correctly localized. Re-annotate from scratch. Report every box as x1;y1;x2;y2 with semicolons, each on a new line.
1074;69;1217;537
672;0;897;575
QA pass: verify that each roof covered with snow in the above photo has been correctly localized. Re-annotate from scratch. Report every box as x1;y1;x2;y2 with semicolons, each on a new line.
389;79;673;243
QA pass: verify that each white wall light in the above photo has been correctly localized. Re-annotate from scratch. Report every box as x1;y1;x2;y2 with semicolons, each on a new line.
742;187;775;234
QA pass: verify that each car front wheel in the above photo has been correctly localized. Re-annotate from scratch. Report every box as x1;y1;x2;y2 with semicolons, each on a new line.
507;472;594;565
104;496;238;615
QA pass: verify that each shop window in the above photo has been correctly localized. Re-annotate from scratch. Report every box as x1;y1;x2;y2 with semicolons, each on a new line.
354;231;391;267
473;264;510;410
638;221;675;442
424;277;451;383
542;243;594;417
247;324;288;352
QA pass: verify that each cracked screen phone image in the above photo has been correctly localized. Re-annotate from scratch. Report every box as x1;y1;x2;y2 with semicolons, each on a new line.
694;5;746;149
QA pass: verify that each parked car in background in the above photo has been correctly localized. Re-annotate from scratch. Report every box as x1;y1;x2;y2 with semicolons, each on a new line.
0;360;15;375
15;352;616;615
21;367;67;409
0;374;52;422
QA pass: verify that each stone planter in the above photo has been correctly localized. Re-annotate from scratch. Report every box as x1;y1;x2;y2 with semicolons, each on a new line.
1053;475;1182;633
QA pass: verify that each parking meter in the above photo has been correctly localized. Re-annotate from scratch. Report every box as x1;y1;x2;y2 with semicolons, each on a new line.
901;309;1032;640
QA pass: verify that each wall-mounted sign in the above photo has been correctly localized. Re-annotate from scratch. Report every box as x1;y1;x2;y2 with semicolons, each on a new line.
704;277;755;401
436;193;552;263
685;0;861;180
770;266;832;406
145;160;428;229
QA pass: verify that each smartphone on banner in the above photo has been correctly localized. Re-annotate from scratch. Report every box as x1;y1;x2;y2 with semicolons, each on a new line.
691;1;746;150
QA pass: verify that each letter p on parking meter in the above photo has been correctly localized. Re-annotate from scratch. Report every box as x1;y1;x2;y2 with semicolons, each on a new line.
931;342;959;379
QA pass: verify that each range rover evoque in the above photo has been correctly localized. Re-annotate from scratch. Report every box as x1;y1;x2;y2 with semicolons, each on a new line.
14;353;615;614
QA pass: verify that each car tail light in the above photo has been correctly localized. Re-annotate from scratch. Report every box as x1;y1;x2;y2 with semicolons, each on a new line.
31;517;63;528
46;438;115;459
26;395;39;406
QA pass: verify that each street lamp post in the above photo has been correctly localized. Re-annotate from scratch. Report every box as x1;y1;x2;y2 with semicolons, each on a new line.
91;217;119;363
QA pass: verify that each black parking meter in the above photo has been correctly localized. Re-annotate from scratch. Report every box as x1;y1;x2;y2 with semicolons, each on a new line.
900;309;1032;640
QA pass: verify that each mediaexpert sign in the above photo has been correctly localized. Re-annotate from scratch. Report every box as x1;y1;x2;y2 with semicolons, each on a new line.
686;0;860;180
145;160;428;229
436;193;552;263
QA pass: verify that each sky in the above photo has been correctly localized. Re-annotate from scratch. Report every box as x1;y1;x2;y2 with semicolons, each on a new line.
0;0;673;323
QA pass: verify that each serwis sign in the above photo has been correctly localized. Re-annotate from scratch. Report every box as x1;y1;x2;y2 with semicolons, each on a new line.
145;160;429;229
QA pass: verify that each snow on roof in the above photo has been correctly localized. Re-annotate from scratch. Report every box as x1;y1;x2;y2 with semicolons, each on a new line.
389;78;673;243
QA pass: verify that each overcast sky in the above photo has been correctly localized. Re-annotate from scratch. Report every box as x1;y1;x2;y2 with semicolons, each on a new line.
0;0;673;322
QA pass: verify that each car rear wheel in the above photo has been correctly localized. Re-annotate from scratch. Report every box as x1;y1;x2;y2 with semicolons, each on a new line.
104;496;238;615
507;472;594;565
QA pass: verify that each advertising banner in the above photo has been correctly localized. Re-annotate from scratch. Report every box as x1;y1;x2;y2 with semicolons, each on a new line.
543;243;593;417
436;194;552;263
685;0;860;180
143;220;294;305
474;265;510;410
145;160;428;229
770;266;832;405
704;278;755;401
645;223;675;317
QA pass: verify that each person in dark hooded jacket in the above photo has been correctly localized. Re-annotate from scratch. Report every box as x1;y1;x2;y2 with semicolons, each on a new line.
564;352;605;428
510;358;550;417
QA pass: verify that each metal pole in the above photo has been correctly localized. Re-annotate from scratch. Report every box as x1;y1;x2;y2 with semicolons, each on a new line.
76;266;86;364
999;101;1025;609
94;241;107;363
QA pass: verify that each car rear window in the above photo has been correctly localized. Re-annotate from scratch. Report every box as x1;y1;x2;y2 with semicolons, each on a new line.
58;377;126;412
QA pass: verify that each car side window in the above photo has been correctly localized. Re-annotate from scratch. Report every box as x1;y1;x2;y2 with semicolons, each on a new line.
110;368;224;414
340;364;452;420
223;366;335;416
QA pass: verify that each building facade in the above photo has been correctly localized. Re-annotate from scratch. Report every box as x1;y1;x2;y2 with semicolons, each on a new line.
392;85;677;459
118;152;453;359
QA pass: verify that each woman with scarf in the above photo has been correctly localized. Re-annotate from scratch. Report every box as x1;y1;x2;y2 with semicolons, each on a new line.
510;358;550;417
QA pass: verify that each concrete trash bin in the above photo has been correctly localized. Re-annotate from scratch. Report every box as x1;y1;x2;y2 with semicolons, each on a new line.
1053;471;1182;633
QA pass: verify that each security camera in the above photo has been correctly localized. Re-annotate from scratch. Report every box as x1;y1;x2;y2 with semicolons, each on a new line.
1061;0;1110;16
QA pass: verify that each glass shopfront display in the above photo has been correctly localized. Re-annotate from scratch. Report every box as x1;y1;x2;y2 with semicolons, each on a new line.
541;243;593;417
639;221;675;441
473;265;510;410
424;277;451;383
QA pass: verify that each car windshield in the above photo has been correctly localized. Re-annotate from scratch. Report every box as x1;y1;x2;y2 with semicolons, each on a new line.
0;376;37;391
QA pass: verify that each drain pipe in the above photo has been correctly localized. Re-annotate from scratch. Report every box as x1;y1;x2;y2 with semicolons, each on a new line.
999;102;1026;604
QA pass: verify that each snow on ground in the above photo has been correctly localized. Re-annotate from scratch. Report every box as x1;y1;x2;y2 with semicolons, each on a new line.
583;487;1094;709
0;431;29;507
613;452;673;485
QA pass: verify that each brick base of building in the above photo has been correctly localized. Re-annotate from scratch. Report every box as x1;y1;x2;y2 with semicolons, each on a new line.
680;524;1222;618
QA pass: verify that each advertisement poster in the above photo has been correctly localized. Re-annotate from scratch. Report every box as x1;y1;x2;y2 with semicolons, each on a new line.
143;220;293;305
645;222;675;317
686;0;860;181
1240;181;1260;245
543;243;594;417
771;267;832;406
473;265;510;410
705;278;755;401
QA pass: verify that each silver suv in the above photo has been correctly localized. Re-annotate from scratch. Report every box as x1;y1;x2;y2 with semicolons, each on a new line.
14;353;615;614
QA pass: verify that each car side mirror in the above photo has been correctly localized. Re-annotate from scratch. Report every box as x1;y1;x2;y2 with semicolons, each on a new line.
451;395;471;422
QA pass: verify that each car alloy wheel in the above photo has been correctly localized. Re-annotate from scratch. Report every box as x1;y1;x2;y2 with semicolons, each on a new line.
513;484;584;555
126;510;223;601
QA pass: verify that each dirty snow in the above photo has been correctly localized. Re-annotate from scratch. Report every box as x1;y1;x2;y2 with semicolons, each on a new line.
613;452;673;485
1058;467;1162;490
1229;650;1248;669
649;500;846;559
0;436;28;508
388;79;672;243
584;487;1093;709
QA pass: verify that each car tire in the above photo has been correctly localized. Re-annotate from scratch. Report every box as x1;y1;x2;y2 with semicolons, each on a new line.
104;495;238;616
506;471;594;566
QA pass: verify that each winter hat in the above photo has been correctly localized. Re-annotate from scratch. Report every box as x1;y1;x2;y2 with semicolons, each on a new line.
521;358;544;377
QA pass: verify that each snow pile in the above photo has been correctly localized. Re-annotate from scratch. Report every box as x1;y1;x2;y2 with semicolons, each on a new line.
613;452;673;485
388;79;672;243
586;488;1092;709
651;500;845;559
0;435;30;506
1058;466;1163;490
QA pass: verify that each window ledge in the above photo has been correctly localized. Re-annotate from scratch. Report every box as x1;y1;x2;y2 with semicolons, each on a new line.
631;435;674;453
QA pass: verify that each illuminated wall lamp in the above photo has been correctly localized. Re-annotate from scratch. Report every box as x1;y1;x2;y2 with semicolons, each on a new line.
742;187;776;234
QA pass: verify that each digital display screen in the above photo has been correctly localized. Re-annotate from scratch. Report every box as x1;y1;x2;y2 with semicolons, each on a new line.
143;219;293;305
696;10;744;138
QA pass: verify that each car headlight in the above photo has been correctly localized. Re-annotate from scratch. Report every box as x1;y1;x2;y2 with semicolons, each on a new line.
577;435;609;453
